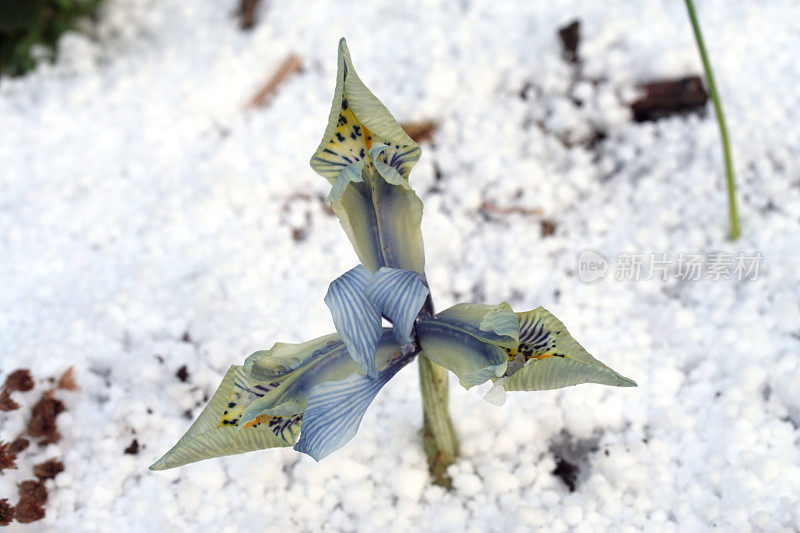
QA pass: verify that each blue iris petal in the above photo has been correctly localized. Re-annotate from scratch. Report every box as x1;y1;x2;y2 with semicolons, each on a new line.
293;342;412;461
324;265;382;379
365;267;429;345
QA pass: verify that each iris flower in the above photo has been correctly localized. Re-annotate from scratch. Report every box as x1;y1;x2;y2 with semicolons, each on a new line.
150;39;635;471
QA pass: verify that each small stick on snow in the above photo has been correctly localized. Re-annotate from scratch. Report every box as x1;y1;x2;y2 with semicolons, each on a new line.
480;202;543;217
630;76;708;122
248;55;303;108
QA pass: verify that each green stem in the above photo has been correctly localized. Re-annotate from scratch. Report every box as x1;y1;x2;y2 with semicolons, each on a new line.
418;354;458;488
684;0;741;240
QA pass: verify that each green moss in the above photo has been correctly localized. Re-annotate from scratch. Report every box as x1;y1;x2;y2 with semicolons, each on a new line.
0;0;103;76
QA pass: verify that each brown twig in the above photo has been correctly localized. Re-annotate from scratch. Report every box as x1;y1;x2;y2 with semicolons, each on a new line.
248;55;303;108
479;202;543;217
630;76;708;122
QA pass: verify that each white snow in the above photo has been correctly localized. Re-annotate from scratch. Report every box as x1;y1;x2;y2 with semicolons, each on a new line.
2;0;799;531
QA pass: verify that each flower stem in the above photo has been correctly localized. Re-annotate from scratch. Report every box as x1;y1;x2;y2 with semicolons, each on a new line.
418;354;458;488
683;0;741;240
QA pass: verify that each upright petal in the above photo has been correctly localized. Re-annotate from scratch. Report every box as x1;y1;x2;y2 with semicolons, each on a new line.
310;38;419;182
329;186;387;272
364;267;429;345
309;39;425;274
368;177;426;274
334;40;419;167
149;366;299;470
325;265;382;378
309;40;376;183
294;330;413;460
502;307;637;391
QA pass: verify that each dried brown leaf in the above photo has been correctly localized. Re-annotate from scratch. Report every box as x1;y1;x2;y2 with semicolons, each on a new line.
56;367;78;391
8;438;29;454
0;390;18;411
0;442;18;474
33;458;64;481
0;498;14;526
26;397;65;444
4;369;34;392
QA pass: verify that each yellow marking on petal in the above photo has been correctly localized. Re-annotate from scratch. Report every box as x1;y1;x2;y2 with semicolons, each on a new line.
217;391;247;427
387;350;404;365
504;347;519;361
363;123;372;149
322;98;372;169
243;414;272;428
530;353;569;361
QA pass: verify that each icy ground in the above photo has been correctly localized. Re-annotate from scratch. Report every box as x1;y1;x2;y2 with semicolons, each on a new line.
1;0;799;530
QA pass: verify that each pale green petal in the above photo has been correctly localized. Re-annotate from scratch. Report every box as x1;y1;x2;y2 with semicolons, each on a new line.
244;333;341;384
369;143;416;186
310;38;425;274
240;338;357;425
330;186;386;272
328;161;365;203
149;366;299;470
416;319;508;388
437;302;520;349
310;38;419;182
239;330;403;426
502;307;637;391
337;40;418;160
329;174;425;274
